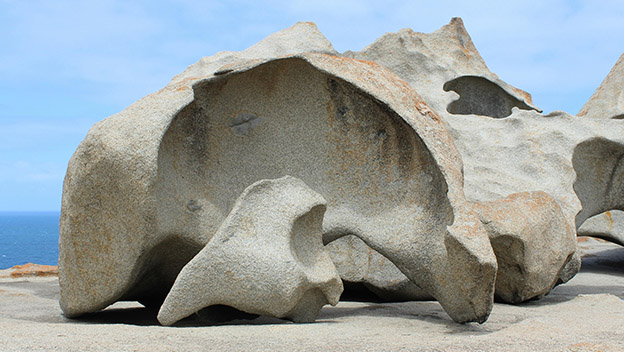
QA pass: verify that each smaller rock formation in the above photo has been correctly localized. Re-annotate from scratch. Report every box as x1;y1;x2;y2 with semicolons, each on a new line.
0;263;59;278
157;176;343;326
327;192;580;305
472;192;580;303
578;210;624;246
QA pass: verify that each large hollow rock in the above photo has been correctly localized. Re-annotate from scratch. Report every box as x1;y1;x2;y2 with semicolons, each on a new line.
157;176;342;326
60;25;497;323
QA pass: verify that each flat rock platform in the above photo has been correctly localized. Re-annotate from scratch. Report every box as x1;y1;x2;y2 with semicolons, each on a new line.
1;237;622;351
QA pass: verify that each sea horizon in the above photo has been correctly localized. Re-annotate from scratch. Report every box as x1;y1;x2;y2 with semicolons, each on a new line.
0;211;60;269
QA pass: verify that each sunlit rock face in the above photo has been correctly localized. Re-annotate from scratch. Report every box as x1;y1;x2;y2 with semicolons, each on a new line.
60;22;497;325
157;176;343;326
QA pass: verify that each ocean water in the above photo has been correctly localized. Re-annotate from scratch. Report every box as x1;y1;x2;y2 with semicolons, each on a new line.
0;212;60;269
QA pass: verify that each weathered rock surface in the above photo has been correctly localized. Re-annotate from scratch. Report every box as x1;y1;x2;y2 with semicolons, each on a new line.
326;235;430;301
60;22;497;324
574;54;624;246
331;17;624;299
472;192;580;303
343;18;541;121
578;210;624;246
60;22;338;318
578;53;624;120
171;22;337;84
0;263;58;279
157;176;342;325
328;192;581;304
346;20;624;236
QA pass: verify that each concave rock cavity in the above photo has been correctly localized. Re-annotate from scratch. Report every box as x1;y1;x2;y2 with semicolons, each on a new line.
60;48;497;324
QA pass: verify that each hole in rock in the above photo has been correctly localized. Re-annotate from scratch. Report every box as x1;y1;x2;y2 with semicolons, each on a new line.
443;75;535;118
573;138;624;228
120;236;204;308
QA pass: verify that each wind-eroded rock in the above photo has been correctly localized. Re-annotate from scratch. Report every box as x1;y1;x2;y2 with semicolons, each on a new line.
575;53;624;246
473;192;580;303
329;17;624;301
60;22;497;324
157;176;342;325
327;192;580;304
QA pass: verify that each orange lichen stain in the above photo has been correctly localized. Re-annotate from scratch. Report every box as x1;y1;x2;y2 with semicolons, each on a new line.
177;76;204;85
605;210;614;224
170;76;211;93
511;87;535;105
577;236;609;244
567;342;609;352
9;263;58;278
305;52;384;70
415;100;442;123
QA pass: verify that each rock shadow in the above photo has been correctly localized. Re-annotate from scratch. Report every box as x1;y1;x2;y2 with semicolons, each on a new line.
443;75;535;118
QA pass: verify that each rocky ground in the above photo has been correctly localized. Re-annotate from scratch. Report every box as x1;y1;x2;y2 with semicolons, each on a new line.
1;237;622;351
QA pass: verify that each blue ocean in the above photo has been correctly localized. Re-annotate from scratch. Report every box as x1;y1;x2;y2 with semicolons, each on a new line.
0;212;60;269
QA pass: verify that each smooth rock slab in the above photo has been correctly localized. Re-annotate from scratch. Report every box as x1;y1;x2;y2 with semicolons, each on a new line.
157;176;342;325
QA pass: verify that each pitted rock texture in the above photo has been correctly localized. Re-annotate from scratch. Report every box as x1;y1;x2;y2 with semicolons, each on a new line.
157;176;342;325
60;24;497;324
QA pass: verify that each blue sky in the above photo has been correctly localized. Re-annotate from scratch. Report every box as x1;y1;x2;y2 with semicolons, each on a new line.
1;0;623;211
